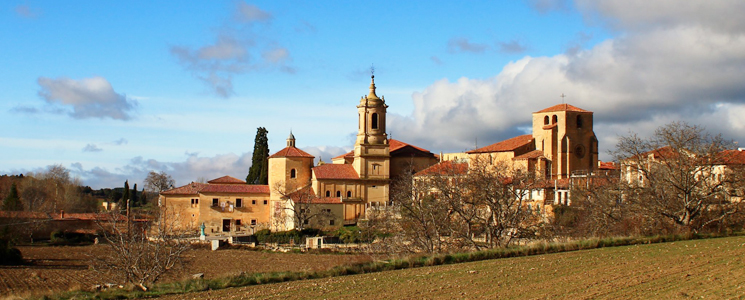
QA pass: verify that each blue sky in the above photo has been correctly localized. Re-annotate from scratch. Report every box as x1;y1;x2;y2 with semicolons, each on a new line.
3;1;745;189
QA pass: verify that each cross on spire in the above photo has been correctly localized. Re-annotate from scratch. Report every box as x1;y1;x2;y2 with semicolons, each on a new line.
560;93;567;104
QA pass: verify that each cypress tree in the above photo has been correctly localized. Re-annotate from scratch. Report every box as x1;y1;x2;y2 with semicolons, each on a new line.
246;127;270;185
122;180;130;208
132;183;139;207
2;183;23;211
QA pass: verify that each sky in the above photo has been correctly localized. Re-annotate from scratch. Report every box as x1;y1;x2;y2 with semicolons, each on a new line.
3;0;745;189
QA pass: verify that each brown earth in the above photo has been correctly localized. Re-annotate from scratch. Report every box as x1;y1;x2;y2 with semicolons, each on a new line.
158;236;745;300
0;245;372;298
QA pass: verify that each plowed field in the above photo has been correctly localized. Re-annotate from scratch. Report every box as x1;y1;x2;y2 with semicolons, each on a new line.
159;236;745;300
0;245;371;298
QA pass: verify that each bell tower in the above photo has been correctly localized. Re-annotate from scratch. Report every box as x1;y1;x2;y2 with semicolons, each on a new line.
353;75;390;204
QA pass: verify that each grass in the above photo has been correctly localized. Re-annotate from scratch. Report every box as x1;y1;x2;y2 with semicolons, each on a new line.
37;232;742;299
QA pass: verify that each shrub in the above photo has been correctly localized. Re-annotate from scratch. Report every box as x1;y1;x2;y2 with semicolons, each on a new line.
0;238;23;265
50;230;96;245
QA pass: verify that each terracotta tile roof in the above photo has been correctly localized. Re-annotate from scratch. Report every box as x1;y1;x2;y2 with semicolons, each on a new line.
269;146;315;158
313;164;359;180
200;184;270;194
286;186;342;204
513;150;546;160
161;182;208;195
715;150;745;165
208;176;246;184
536;103;590;113
389;139;432;154
632;146;679;160
598;161;619;170
333;150;354;160
415;161;468;176
467;135;534;154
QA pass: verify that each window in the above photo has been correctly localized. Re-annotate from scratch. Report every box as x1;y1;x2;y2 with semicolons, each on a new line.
336;191;341;197
252;199;256;205
263;200;268;205
326;190;331;197
329;220;335;226
552;115;558;124
290;169;296;178
371;113;379;129
235;219;242;226
195;198;199;204
251;219;257;225
576;115;583;128
236;198;242;207
544;116;549;125
212;198;218;207
347;191;352;197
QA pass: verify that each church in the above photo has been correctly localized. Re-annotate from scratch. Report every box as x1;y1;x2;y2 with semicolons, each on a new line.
159;76;599;236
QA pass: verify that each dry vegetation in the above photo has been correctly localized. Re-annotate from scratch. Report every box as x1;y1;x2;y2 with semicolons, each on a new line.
157;235;745;300
0;245;371;298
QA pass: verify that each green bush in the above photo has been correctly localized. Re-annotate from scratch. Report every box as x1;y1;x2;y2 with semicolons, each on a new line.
50;230;96;245
0;238;23;265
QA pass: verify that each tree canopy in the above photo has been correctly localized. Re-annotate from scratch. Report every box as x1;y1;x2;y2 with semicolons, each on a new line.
2;183;22;211
246;127;270;185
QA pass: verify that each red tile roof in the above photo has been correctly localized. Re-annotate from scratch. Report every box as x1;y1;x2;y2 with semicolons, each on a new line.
200;184;270;194
598;161;619;170
161;182;208;195
513;150;545;160
467;135;534;154
286;186;343;204
715;150;745;165
536;103;590;113
208;176;246;184
389;139;432;154
415;161;468;176
269;146;315;158
313;164;359;180
333;150;354;160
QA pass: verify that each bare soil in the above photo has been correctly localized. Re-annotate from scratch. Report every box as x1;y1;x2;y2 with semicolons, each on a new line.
0;245;371;298
158;236;745;300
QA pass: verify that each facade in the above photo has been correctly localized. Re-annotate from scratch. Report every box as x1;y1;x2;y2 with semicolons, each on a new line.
160;76;438;236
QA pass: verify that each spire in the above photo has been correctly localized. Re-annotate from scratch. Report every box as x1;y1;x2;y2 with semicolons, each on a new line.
367;75;379;99
286;130;296;147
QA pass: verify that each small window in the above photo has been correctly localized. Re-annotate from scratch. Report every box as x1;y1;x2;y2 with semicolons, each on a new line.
552;115;558;124
576;115;583;128
236;198;242;207
263;200;268;205
347;191;352;197
251;219;257;225
235;219;242;226
195;198;199;204
329;220;335;226
191;198;195;205
326;190;330;197
544;116;549;125
336;191;341;197
252;199;256;205
212;198;218;207
290;169;296;178
371;113;379;129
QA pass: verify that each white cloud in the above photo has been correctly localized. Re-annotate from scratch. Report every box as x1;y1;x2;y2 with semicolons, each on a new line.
391;2;745;160
36;76;137;120
82;144;102;152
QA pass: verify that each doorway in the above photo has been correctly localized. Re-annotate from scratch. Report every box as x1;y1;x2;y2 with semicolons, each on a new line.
222;219;231;232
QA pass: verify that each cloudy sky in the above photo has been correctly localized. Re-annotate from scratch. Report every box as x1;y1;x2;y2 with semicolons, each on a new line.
3;1;745;189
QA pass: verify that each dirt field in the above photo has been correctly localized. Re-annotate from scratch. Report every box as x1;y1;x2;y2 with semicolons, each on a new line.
0;245;372;298
158;236;745;299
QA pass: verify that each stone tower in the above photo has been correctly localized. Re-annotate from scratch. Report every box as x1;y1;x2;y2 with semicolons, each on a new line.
268;132;315;229
352;75;390;205
532;104;598;179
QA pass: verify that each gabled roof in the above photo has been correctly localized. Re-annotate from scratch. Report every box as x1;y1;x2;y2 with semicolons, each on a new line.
269;146;314;158
389;139;433;154
512;150;546;160
161;182;208;195
467;135;534;154
415;161;468;176
313;164;359;180
200;184;270;194
536;103;590;113
208;176;246;184
715;150;745;165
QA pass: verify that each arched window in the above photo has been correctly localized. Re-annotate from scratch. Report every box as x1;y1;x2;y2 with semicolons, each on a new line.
371;113;379;129
576;116;583;128
544;116;549;125
325;190;330;197
552;115;558;124
336;191;341;197
290;169;296;178
347;191;352;197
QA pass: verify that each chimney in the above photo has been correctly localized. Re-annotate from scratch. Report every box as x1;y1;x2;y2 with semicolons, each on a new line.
60;210;64;219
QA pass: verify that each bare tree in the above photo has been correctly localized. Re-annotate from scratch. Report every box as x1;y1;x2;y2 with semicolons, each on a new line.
615;122;745;233
92;207;191;291
144;171;175;194
272;183;330;231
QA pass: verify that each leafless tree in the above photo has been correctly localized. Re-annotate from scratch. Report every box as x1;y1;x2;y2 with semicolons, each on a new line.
272;183;331;231
92;207;191;291
615;122;745;233
144;171;175;194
